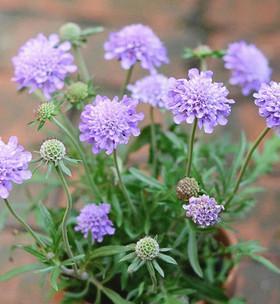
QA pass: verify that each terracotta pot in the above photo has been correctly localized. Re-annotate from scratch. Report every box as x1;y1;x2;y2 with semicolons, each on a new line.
54;229;238;304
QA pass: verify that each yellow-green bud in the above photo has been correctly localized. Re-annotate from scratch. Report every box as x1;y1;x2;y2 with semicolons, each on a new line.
59;22;81;42
66;82;88;104
37;103;56;123
135;237;159;261
40;139;66;165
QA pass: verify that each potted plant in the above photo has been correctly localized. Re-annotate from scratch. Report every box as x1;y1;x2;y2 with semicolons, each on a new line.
0;22;279;304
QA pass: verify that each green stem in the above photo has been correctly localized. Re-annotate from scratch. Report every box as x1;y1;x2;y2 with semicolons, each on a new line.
53;117;103;201
120;65;134;96
225;127;270;206
55;166;78;273
186;118;198;176
150;106;158;177
113;150;136;214
3;199;45;248
32;90;47;102
73;46;90;82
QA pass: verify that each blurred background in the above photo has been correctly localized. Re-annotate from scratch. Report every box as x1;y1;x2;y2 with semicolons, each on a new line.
0;0;279;303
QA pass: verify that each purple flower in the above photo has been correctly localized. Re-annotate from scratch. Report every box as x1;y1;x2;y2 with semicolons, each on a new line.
79;95;144;155
224;41;271;96
165;68;234;133
12;34;77;99
104;24;168;72
128;74;169;108
0;136;32;199
254;81;280;134
75;203;115;243
183;195;224;227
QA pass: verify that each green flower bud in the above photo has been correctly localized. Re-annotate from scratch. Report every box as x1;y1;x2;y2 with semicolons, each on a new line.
59;22;81;42
176;177;199;201
66;82;88;104
135;237;159;261
37;102;56;123
40;139;66;165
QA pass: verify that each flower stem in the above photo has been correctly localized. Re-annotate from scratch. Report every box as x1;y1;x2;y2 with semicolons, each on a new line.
121;65;134;96
186;118;198;176
150;106;158;177
55;166;78;273
53;117;103;201
225;127;270;206
73;46;90;82
113;150;136;214
3;198;45;249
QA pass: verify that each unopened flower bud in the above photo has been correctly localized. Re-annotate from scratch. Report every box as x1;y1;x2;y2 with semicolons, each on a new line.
37;102;56;123
79;271;89;281
46;252;55;260
135;236;159;261
176;177;199;201
66;82;88;104
40;139;66;165
59;22;81;42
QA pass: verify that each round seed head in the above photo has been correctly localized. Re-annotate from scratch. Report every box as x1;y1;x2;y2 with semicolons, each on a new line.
40;139;66;165
66;82;88;104
176;177;199;201
59;22;81;42
135;236;159;261
37;103;56;123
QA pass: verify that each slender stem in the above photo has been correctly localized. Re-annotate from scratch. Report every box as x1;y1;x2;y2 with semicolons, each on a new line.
32;90;47;102
186;118;198;176
150;106;158;177
53;117;103;201
113;150;136;214
225;127;270;206
120;65;134;96
73;46;90;82
3;199;45;248
55;166;78;273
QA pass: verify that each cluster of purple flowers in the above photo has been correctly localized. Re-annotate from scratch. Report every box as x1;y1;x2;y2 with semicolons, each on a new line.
104;24;168;72
224;41;271;96
75;203;115;243
183;195;224;227
254;81;280;134
128;74;169;109
12;34;76;99
79;95;144;155
165;68;235;133
0;137;32;199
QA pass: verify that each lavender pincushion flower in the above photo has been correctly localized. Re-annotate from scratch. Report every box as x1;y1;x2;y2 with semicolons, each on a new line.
75;203;115;243
183;195;224;227
79;95;144;155
254;81;280;134
224;41;271;95
12;34;77;99
128;74;169;108
0;136;32;199
166;68;234;133
104;24;168;72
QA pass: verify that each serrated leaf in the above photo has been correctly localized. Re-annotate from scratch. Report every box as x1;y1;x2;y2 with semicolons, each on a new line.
187;222;203;278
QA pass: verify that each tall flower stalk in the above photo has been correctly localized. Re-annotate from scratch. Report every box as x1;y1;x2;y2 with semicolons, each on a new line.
121;65;134;96
150;106;158;177
186;117;198;176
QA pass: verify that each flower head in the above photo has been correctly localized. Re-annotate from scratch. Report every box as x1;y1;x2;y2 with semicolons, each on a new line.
224;41;271;95
254;81;280;134
79;95;144;155
0;136;32;199
176;177;199;201
128;74;169;108
75;203;115;243
183;195;224;227
37;103;57;125
135;236;160;261
40;139;66;165
104;24;168;72
166;68;234;133
12;34;77;99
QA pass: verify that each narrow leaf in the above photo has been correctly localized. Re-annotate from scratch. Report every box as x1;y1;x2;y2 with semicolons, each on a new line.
158;253;177;265
129;168;165;190
102;287;132;304
251;255;280;274
0;264;43;281
152;260;165;278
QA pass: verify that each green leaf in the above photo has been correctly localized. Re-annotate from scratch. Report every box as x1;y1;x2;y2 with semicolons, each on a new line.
50;267;60;291
152;260;164;277
129;168;166;190
102;286;132;304
0;264;43;281
187;222;203;278
158;253;177;265
81;26;104;37
251;255;280;274
119;252;136;262
89;245;131;260
37;202;55;236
